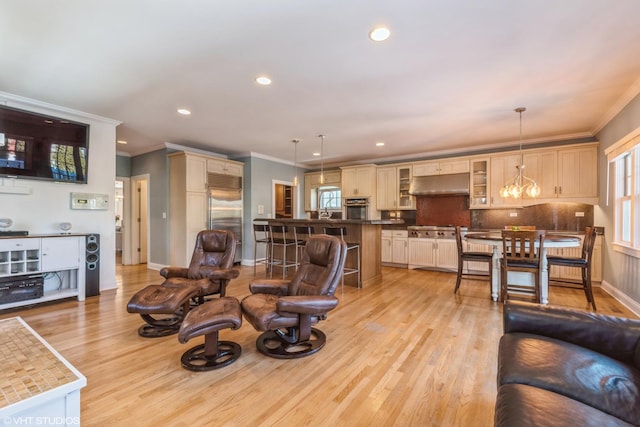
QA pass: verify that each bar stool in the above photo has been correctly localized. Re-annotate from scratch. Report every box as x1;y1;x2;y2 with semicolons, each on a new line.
268;224;299;279
293;225;314;269
323;226;360;289
253;223;270;276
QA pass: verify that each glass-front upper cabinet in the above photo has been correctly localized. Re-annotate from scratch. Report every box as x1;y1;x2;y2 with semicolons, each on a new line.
470;158;490;209
397;166;414;209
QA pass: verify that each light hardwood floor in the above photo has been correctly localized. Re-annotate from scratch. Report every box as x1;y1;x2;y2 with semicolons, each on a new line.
1;264;636;427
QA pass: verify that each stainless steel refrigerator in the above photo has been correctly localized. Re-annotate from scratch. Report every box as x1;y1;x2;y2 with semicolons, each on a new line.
207;172;243;263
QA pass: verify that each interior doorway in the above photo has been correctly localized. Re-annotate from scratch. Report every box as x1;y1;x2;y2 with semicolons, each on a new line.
273;181;294;218
115;177;131;265
131;174;150;265
115;180;124;264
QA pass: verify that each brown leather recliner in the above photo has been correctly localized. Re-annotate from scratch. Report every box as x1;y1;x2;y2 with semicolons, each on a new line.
161;229;240;302
241;234;346;359
127;229;239;337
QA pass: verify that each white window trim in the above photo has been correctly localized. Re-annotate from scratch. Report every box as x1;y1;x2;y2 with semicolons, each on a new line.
607;127;640;259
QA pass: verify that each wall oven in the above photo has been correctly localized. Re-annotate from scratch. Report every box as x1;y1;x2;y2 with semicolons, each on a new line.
345;197;369;220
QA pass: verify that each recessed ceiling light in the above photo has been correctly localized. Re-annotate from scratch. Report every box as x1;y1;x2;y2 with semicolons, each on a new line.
313;152;320;156
369;26;391;42
376;141;385;147
177;108;191;115
256;76;272;85
116;140;128;145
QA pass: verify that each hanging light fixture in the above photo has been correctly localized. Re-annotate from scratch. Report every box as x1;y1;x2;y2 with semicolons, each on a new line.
317;134;326;184
292;139;300;187
499;107;541;199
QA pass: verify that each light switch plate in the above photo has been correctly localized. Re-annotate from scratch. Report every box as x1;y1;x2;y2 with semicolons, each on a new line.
509;212;518;217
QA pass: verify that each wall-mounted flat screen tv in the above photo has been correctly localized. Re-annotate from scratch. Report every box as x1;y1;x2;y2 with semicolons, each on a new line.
0;105;89;183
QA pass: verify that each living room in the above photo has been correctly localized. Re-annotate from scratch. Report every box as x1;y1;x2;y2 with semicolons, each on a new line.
2;2;640;425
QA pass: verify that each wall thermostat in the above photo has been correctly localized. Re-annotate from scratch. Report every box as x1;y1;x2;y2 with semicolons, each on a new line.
71;192;109;210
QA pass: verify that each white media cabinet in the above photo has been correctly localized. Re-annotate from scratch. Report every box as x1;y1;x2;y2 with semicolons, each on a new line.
0;234;86;310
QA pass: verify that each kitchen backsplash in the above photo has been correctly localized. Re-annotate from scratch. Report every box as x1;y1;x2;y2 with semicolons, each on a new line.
381;209;416;226
381;201;595;231
471;203;594;231
415;195;471;226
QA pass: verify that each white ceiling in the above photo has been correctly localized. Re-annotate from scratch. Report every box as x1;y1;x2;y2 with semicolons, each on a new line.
2;0;640;168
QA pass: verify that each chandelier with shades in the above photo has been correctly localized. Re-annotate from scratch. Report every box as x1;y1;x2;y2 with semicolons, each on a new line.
499;107;541;199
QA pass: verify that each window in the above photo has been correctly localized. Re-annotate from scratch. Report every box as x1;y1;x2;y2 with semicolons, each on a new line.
318;187;341;210
609;132;640;257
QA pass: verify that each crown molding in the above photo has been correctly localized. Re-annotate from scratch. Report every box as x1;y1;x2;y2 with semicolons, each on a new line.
592;75;640;135
0;91;121;126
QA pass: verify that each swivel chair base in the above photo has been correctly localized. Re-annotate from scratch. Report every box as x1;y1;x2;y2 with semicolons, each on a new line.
181;332;242;371
138;313;183;338
256;328;326;359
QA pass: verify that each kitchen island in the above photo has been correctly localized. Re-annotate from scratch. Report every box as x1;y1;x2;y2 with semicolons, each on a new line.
256;218;403;287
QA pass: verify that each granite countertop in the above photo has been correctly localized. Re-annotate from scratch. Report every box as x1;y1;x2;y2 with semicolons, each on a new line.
466;226;604;236
254;218;405;225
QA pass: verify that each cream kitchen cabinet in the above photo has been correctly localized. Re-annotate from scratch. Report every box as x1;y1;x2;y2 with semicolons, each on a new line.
381;230;408;265
469;157;490;209
408;238;436;268
304;170;341;212
408;238;457;271
376;165;414;210
306;170;341;187
436;240;458;270
522;144;598;204
557;145;598;201
412;158;469;176
381;231;392;263
341;165;376;197
304;178;315;212
207;158;244;177
169;152;243;267
183;154;208;193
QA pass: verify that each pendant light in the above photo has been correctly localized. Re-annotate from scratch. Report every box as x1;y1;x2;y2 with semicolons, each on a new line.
499;108;541;199
292;139;300;187
317;134;326;185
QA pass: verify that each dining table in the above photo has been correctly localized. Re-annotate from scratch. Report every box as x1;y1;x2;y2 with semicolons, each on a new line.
464;231;582;303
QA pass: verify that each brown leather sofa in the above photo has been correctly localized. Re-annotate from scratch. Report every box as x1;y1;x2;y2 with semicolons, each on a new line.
495;301;640;427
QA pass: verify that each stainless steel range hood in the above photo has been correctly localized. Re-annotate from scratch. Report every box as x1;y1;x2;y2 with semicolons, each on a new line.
408;173;470;196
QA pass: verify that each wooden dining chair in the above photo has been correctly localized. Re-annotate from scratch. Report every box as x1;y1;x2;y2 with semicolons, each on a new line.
547;227;598;310
500;230;545;303
454;226;493;295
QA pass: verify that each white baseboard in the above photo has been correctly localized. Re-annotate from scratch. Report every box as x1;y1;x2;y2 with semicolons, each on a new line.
146;262;164;271
600;280;640;317
241;258;266;267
